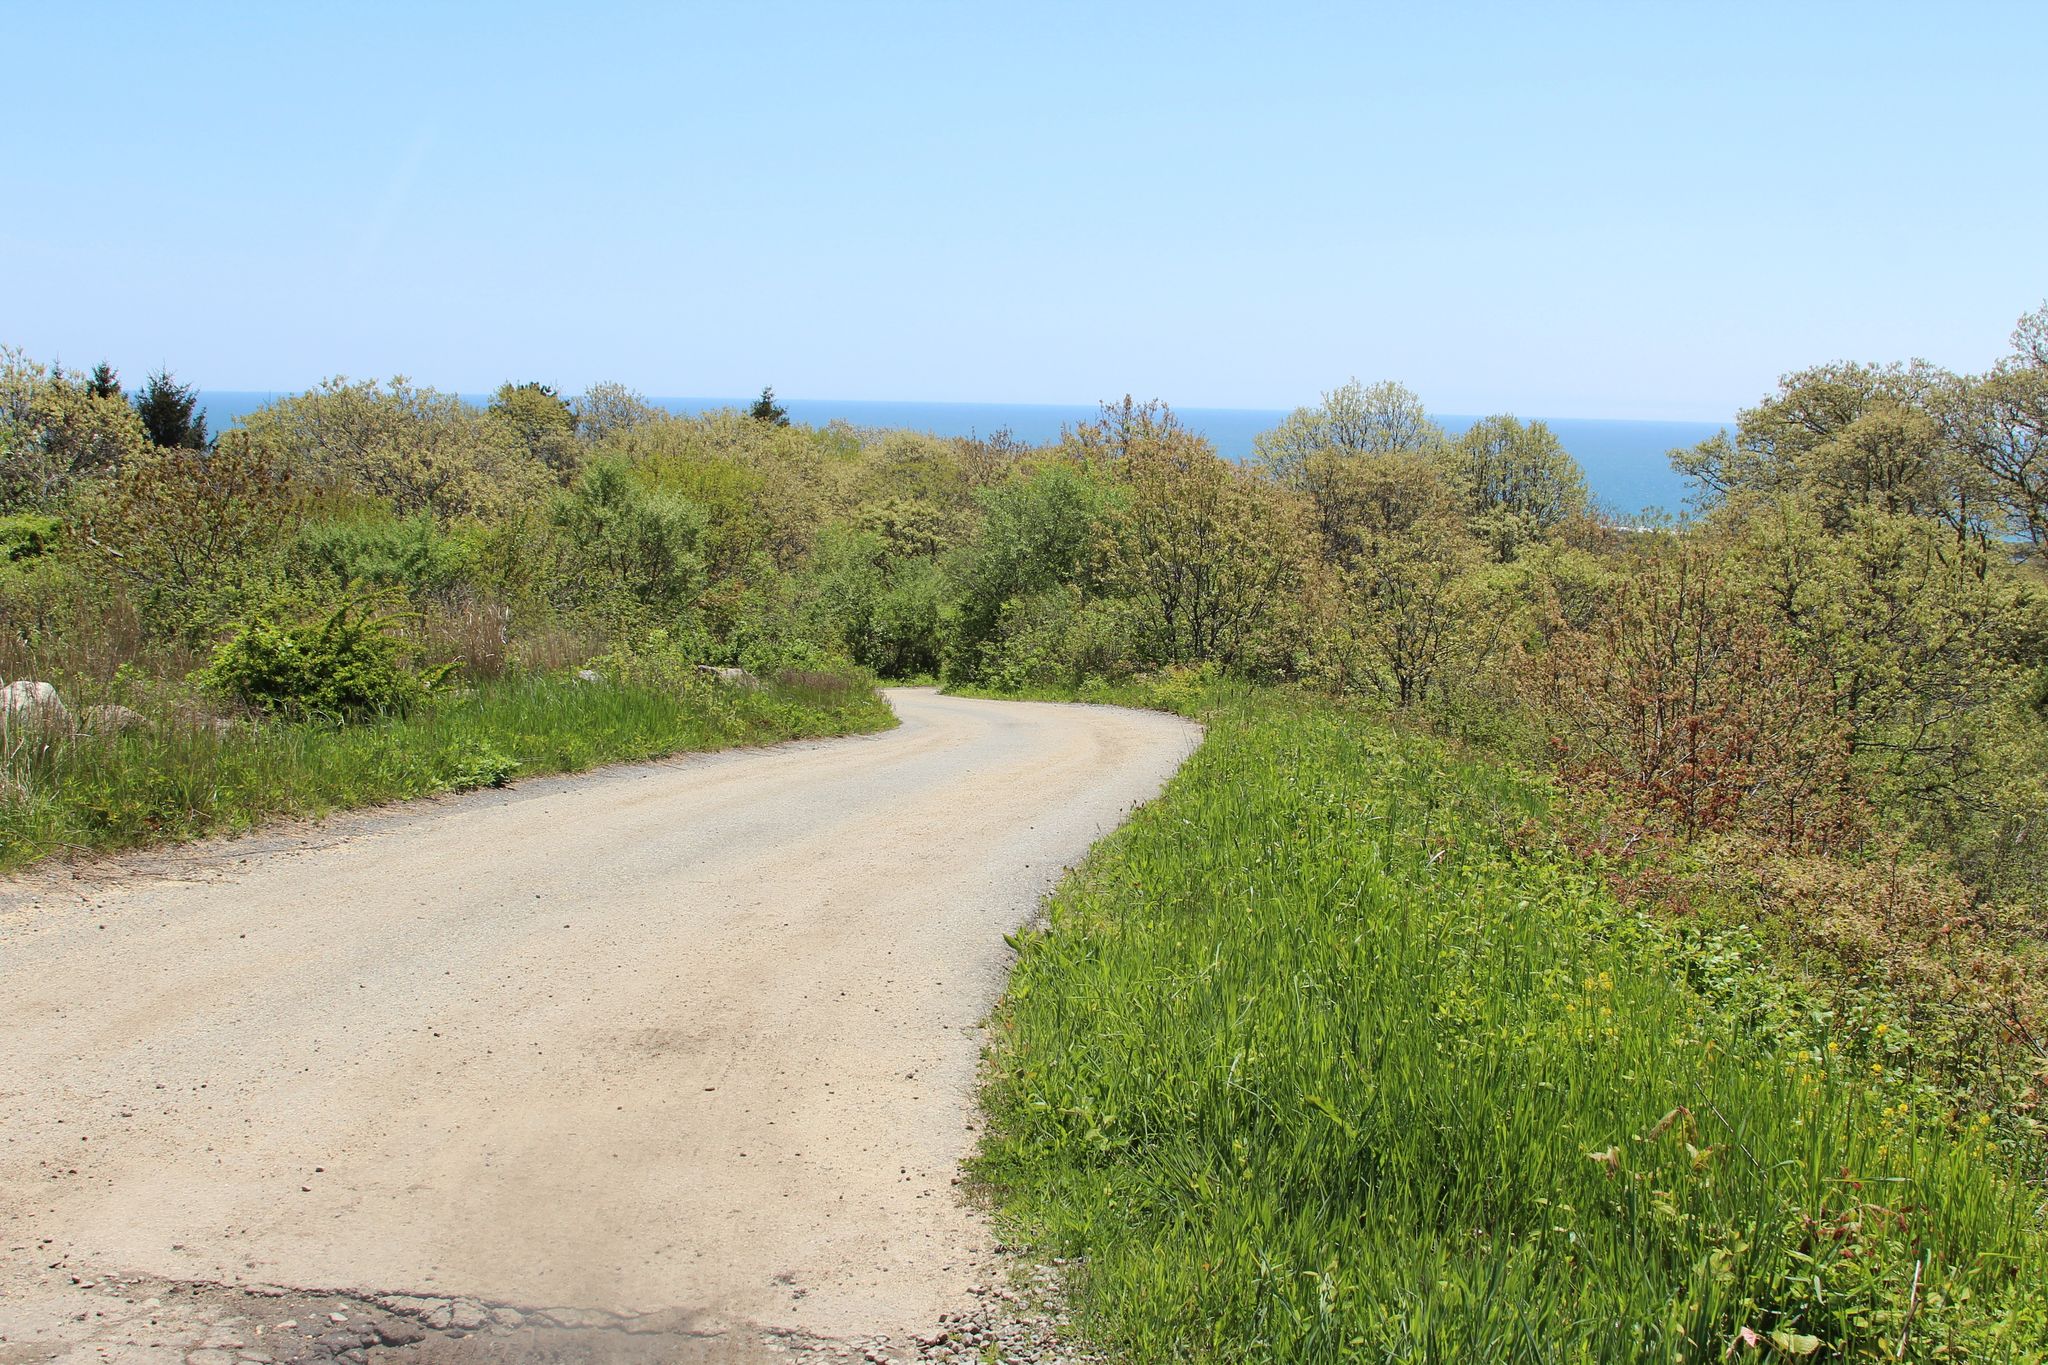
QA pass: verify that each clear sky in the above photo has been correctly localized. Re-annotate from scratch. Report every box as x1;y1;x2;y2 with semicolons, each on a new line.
5;1;2044;420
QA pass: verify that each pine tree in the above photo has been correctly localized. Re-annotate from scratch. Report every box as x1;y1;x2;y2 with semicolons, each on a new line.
749;385;790;426
86;362;123;400
133;370;210;450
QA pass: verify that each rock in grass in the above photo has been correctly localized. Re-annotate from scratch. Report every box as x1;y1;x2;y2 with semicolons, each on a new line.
694;665;760;688
1;679;69;731
575;668;604;685
78;703;148;735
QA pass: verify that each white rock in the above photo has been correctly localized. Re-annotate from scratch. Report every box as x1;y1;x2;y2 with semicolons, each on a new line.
1;679;69;731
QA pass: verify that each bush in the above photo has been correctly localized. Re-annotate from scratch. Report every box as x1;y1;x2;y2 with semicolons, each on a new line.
0;511;61;561
201;600;445;721
550;458;707;627
292;514;472;596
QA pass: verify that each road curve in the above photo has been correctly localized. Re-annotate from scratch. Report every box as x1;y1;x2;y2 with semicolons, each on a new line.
0;688;1198;1361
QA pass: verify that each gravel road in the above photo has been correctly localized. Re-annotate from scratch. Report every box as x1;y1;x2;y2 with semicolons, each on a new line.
0;689;1198;1364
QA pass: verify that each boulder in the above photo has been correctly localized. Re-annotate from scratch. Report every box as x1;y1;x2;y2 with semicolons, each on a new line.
694;665;761;688
575;668;604;685
78;703;148;735
1;679;69;732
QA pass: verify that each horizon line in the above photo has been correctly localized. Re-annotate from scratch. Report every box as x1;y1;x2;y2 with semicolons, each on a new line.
190;387;1733;428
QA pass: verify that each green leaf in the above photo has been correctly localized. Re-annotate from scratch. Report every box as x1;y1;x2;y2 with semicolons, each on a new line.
1769;1329;1822;1356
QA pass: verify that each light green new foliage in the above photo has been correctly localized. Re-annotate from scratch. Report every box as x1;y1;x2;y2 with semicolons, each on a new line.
1451;414;1590;559
978;689;2047;1363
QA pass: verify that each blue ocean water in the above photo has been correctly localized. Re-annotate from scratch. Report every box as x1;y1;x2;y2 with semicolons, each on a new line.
197;391;1722;515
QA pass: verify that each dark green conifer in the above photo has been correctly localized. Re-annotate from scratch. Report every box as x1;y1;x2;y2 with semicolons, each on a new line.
749;386;790;426
134;369;210;450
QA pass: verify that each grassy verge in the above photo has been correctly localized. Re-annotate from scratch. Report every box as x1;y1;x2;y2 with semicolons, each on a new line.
976;687;2048;1362
0;672;894;871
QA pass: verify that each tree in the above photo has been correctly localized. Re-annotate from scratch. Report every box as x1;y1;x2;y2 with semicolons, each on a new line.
86;362;122;401
80;432;293;637
1346;511;1482;707
1729;501;2043;816
489;381;579;482
1102;409;1303;668
1303;456;1495;705
750;386;790;426
954;426;1033;489
1673;360;1985;535
851;429;978;517
946;463;1117;680
572;381;662;444
800;523;947;676
0;346;149;510
1064;395;1184;461
1254;378;1444;487
1450;415;1589;559
1255;380;1451;566
133;369;209;450
549;458;707;627
236;377;551;521
1950;303;2048;550
1534;548;1861;847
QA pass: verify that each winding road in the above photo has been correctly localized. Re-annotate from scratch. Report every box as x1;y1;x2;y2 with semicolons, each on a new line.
0;689;1198;1364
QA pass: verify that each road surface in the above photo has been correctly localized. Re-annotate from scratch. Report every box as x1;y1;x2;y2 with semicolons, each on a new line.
0;689;1198;1364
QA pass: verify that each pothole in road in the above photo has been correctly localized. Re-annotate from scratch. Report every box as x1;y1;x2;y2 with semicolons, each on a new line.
28;1265;1099;1365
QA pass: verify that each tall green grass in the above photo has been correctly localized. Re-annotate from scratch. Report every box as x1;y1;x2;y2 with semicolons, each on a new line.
0;673;893;870
978;689;2047;1362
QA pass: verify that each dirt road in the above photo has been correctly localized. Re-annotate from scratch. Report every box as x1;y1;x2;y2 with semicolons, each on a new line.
0;689;1198;1364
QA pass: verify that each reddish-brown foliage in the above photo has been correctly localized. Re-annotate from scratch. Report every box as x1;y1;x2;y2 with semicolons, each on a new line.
1531;550;1864;850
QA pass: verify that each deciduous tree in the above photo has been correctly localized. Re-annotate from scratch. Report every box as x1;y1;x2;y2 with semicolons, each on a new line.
1450;415;1589;560
1101;410;1303;668
0;346;149;510
237;378;552;521
490;381;579;482
80;432;292;636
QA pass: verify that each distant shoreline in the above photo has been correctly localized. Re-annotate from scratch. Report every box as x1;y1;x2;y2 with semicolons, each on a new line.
195;391;1725;514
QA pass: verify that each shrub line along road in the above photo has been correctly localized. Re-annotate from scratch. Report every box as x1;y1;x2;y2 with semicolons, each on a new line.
0;689;1198;1363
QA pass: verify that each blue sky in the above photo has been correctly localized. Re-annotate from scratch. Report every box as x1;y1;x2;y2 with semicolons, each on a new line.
5;1;2044;419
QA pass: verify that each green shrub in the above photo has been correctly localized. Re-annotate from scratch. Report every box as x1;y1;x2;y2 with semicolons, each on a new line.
0;511;61;561
550;458;707;625
291;514;472;595
201;600;444;721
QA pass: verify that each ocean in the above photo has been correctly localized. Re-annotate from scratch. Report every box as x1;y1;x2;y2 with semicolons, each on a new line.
196;392;1723;515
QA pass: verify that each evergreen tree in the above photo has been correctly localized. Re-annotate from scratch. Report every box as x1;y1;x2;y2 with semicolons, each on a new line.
133;369;210;450
749;385;790;426
86;362;123;400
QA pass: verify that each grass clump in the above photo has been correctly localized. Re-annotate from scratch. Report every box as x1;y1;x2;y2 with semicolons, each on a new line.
977;688;2048;1362
0;669;892;870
